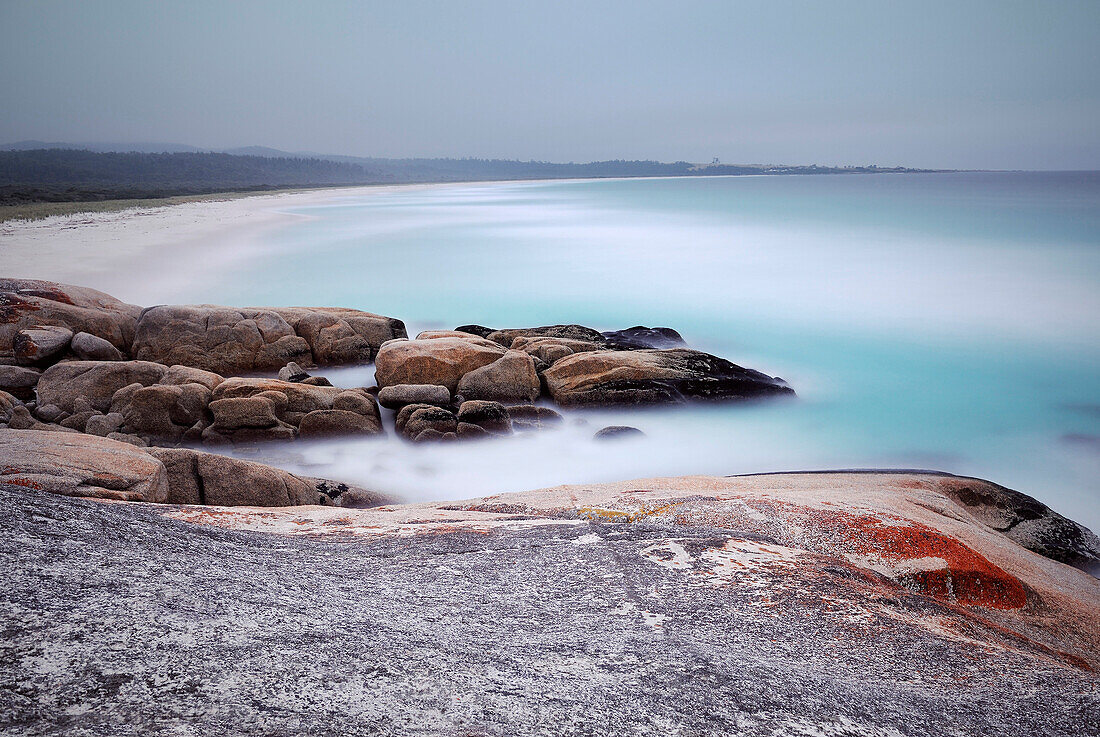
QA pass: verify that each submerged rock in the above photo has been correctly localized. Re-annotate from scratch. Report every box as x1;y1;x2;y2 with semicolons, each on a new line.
593;425;645;440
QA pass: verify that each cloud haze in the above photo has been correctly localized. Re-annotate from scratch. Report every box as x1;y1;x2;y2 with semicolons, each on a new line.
2;0;1098;169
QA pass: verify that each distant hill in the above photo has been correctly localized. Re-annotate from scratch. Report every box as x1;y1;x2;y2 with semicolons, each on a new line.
0;146;935;206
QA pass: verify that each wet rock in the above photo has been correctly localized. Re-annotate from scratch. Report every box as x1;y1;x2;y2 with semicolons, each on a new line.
544;348;794;407
600;326;686;350
452;324;496;338
594;425;646;440
299;409;383;438
0;428;167;501
456;349;541;403
37;360;168;414
394;403;435;435
375;337;506;393
457;400;512;435
505;404;564;431
0;279;140;363
13;325;73;364
378;383;452;409
70;331;125;361
0;365;41;400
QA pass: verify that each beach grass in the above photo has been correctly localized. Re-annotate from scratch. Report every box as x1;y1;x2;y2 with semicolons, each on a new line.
0;188;317;224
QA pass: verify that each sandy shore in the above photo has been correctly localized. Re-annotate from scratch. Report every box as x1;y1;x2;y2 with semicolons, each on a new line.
0;185;419;305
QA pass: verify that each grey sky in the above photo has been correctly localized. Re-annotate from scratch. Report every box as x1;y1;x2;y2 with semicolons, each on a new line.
2;0;1098;169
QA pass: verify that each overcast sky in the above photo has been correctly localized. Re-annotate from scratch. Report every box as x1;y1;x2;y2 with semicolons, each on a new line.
2;1;1098;169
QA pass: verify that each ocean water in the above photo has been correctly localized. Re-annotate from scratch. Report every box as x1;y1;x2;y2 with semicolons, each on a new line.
171;173;1100;528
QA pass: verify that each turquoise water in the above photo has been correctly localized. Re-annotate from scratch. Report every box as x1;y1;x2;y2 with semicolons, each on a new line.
184;173;1100;528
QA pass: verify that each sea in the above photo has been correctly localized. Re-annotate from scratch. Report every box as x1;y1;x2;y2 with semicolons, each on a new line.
139;172;1100;528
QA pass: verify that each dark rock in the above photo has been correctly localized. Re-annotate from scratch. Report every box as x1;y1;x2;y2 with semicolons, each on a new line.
506;404;564;431
456;422;491;439
485;324;605;348
453;324;496;338
457;400;512;435
300;376;334;387
277;361;311;382
85;412;124;437
601;326;686;350
545;348;794;407
594;425;646;440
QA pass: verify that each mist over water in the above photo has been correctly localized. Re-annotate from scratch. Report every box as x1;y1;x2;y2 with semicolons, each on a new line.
154;173;1100;528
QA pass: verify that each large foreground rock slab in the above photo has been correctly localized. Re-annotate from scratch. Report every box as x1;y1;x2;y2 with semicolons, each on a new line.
544;348;794;406
0;278;140;361
0;429;167;502
132;304;406;374
1;471;1096;735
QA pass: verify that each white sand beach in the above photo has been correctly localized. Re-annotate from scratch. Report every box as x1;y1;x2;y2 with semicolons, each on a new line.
0;186;401;305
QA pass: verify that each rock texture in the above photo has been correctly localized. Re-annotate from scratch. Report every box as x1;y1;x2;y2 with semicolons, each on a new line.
0;279;140;363
545;348;794;407
374;336;506;392
455;349;540;403
36;360;168;413
0;471;1097;735
147;448;334;507
0;429;167;502
131;304;405;374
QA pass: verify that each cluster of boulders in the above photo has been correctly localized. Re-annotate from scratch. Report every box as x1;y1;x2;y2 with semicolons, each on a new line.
1;278;795;449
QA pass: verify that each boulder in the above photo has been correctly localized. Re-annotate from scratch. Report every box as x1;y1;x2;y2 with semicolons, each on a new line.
0;429;167;502
299;409;383;438
484;324;605;348
510;336;604;365
456;350;541;403
506;404;564;431
415;330;488;340
271;307;407;363
132;305;312;375
544;348;794;407
593;425;646;440
0;279;140;363
37;360;168;414
600;326;686;350
402;406;458;441
456;400;512;435
212;377;340;422
277;362;311;382
933;474;1100;574
0;365;41;399
70;331;125;361
13;325;73;363
119;383;211;442
332;390;379;416
0;390;21;422
374;337;506;393
85;412;124;437
208;396;280;430
377;383;451;409
452;324;496;338
394;403;435;436
159;364;224;391
147;447;332;507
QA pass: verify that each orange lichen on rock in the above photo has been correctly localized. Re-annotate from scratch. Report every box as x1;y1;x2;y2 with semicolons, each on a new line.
738;498;1028;609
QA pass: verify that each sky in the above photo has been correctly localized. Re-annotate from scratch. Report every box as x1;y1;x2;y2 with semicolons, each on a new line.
1;0;1098;169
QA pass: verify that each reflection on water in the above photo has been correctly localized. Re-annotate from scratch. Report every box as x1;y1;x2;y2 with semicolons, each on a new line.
148;173;1100;529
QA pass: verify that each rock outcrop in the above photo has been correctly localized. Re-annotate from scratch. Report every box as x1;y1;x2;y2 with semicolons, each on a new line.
0;428;168;502
374;336;506;392
0;279;141;363
36;360;168;414
544;348;794;407
131;304;406;374
1;470;1094;735
147;447;334;506
455;349;540;403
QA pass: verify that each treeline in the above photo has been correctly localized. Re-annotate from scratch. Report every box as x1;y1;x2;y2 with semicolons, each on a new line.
0;148;931;205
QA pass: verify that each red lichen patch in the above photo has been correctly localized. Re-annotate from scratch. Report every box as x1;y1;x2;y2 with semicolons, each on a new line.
736;499;1028;610
4;478;43;490
0;293;41;324
18;287;75;305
